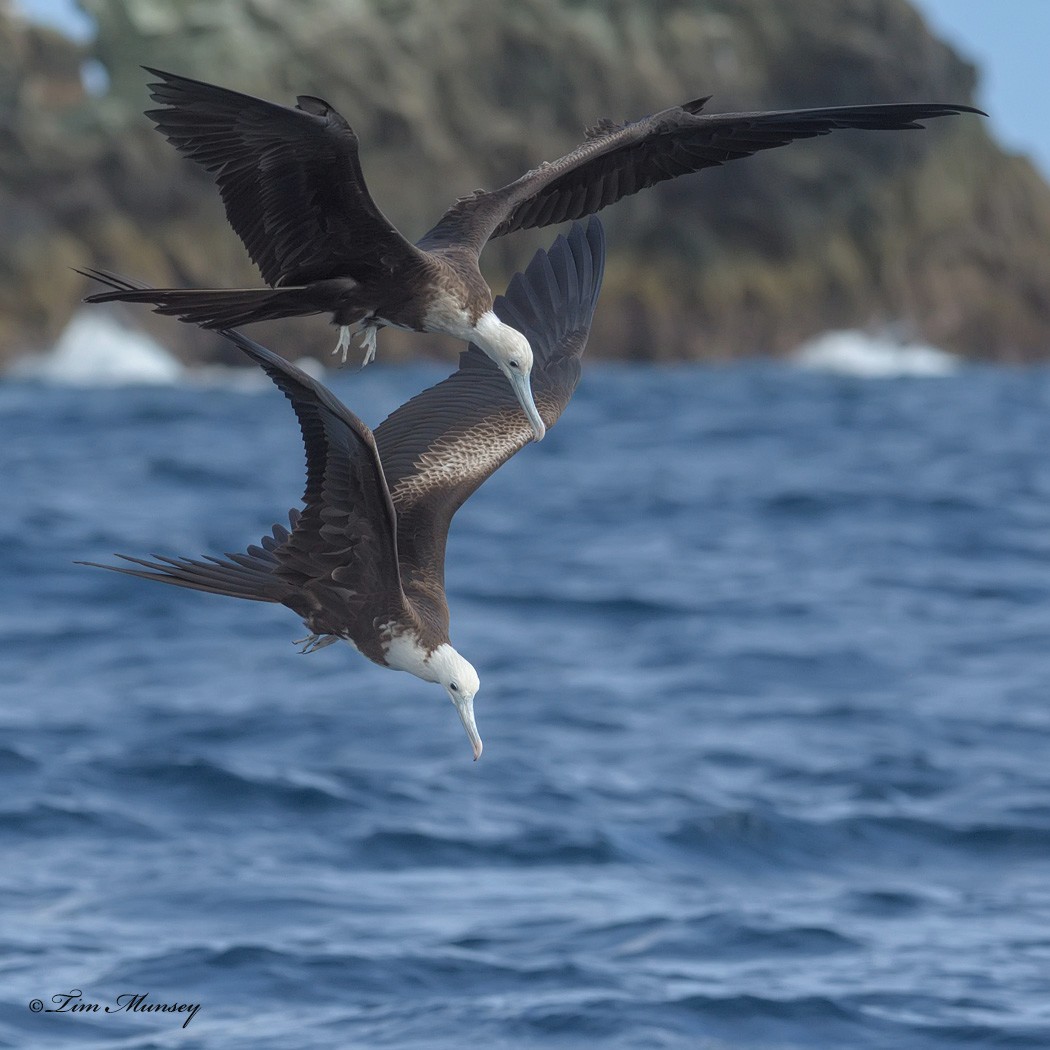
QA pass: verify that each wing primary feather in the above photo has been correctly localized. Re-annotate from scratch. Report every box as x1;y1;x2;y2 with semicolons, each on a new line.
572;224;594;326
554;232;581;330
216;327;401;569
537;252;563;331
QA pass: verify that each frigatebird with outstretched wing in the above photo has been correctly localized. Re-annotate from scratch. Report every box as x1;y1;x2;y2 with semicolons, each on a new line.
80;218;606;761
82;67;983;440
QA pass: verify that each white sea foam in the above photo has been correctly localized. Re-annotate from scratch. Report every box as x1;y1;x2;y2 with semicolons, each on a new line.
5;313;330;390
792;329;960;378
7;311;184;386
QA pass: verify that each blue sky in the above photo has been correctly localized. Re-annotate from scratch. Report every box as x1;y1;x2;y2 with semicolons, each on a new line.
914;0;1050;176
13;0;1050;179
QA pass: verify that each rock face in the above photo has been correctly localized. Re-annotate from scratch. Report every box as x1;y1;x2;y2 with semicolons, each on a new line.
5;0;1050;364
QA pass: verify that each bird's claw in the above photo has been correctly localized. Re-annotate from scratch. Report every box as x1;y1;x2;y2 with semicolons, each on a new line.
332;325;352;365
294;633;338;654
358;325;378;369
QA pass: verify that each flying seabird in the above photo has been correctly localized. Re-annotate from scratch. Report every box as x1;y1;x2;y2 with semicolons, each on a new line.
79;218;606;761
81;67;983;440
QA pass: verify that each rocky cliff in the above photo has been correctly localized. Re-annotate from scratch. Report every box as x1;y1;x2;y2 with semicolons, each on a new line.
4;0;1049;365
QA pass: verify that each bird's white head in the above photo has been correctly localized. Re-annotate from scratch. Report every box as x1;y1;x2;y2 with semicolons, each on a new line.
427;644;483;761
472;312;545;441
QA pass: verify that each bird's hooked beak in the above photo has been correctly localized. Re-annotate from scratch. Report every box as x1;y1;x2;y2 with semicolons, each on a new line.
453;694;483;761
507;369;546;442
472;313;546;442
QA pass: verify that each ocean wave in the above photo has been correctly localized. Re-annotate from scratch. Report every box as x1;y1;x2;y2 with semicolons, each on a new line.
355;826;621;868
7;311;184;386
0;802;157;839
793;329;960;377
101;758;352;812
4;312;332;391
663;808;1050;870
6;363;1050;1049
572;913;860;960
0;747;38;774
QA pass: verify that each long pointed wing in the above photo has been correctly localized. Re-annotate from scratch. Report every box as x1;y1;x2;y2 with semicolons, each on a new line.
144;68;423;286
374;217;605;589
418;98;983;253
76;269;407;636
218;329;408;635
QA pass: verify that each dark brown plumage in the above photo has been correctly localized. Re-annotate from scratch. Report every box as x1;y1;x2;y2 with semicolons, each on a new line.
79;218;606;760
80;68;982;441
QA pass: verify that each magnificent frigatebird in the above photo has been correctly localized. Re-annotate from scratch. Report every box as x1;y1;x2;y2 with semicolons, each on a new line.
82;67;982;440
79;218;606;760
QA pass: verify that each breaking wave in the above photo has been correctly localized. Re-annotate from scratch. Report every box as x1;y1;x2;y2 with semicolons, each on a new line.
792;329;960;377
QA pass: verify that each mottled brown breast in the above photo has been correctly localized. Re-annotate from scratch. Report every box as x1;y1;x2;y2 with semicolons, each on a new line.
423;248;494;327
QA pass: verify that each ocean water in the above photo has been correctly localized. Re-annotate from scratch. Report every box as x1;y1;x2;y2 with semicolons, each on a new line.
3;353;1050;1049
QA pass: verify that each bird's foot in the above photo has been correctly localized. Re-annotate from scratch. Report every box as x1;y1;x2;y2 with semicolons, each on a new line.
332;325;353;365
294;633;338;654
358;324;378;368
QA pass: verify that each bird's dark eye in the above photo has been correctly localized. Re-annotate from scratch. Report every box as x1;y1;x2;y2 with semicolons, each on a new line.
509;360;520;370
450;681;459;692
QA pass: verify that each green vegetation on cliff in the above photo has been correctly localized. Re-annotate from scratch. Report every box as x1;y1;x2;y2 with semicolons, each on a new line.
3;0;1048;364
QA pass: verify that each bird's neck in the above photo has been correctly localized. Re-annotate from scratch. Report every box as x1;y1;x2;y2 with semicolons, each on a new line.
470;310;514;355
383;630;452;684
422;255;493;342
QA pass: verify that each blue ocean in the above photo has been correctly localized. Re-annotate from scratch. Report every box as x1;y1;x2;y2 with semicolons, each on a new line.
3;348;1050;1048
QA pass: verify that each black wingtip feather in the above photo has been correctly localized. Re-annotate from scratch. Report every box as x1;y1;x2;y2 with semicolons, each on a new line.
74;267;152;297
682;95;713;114
296;95;331;116
493;217;605;365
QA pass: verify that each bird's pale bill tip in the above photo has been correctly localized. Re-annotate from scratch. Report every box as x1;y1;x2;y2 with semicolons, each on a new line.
455;697;483;762
523;384;546;441
508;370;546;442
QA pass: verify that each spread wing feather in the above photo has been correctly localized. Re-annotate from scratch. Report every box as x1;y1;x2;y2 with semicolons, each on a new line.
216;329;406;631
418;99;983;252
78;299;408;636
142;69;980;269
143;67;422;286
374;217;605;585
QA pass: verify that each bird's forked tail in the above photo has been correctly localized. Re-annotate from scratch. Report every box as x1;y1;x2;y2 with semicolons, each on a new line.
76;268;352;329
